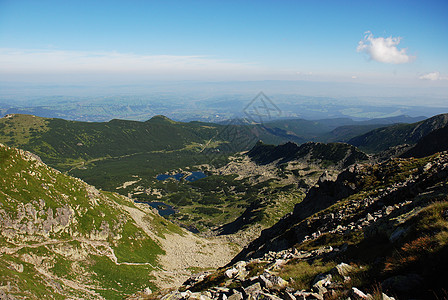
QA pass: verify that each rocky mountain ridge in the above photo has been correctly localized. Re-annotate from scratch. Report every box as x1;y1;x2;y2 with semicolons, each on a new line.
400;125;448;159
247;141;369;169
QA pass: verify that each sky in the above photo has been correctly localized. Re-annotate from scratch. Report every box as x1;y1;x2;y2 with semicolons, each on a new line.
0;0;448;98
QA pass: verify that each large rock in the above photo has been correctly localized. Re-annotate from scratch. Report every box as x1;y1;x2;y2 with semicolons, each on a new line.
312;274;332;295
224;268;238;279
244;282;262;298
381;274;423;294
227;292;243;300
331;262;355;277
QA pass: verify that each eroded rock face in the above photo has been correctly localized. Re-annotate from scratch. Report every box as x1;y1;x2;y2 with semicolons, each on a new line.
0;202;75;241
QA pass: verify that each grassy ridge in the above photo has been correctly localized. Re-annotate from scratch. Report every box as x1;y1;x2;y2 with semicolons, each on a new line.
0;114;286;191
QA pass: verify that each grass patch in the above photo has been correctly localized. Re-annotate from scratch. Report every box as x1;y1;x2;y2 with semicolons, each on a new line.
297;230;363;252
90;255;157;299
114;221;164;263
279;259;336;290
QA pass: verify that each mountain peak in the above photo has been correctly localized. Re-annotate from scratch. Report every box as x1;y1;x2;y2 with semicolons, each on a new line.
146;115;177;124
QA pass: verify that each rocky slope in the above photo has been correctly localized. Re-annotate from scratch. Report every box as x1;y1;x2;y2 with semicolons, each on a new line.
247;141;369;168
0;144;236;299
400;125;448;159
157;151;448;299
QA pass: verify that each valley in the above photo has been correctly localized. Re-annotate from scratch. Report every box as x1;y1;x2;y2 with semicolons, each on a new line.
1;112;448;299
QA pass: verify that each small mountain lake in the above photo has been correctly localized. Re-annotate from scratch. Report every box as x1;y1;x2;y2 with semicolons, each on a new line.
134;201;176;216
156;171;207;182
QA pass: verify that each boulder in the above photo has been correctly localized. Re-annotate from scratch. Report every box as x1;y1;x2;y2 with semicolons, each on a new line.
142;287;152;295
244;282;262;298
258;272;288;290
331;262;355;277
312;274;332;295
227;292;243;300
224;268;238;279
351;287;369;299
389;227;409;243
381;273;423;294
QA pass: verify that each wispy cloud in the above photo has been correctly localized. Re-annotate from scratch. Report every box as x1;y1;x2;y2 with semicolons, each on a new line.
0;48;259;77
419;71;448;81
357;32;415;64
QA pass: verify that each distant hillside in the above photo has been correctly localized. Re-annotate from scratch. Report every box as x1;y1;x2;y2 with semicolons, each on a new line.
262;115;425;142
348;113;448;153
0;114;290;191
401;125;448;158
323;123;390;142
0;114;220;164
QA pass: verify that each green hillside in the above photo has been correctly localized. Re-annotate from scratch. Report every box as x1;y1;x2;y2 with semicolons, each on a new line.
348;113;448;153
0;143;184;299
0;114;284;191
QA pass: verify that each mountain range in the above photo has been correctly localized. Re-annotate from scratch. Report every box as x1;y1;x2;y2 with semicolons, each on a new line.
1;112;448;299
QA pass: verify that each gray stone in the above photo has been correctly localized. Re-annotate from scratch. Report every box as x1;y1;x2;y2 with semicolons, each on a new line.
259;274;273;289
161;292;183;300
332;262;355;277
227;292;243;300
234;261;247;269
143;287;152;295
0;290;17;300
351;287;369;299
271;275;288;289
308;292;324;300
381;293;396;300
312;273;332;293
244;282;262;298
259;292;282;300
224;267;238;279
293;290;311;297
389;227;408;243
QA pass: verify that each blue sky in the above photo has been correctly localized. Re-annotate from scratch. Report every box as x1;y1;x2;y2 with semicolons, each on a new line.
0;0;447;96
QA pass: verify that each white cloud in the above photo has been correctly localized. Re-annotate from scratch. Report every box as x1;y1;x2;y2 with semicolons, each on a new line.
419;71;448;81
357;32;415;64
